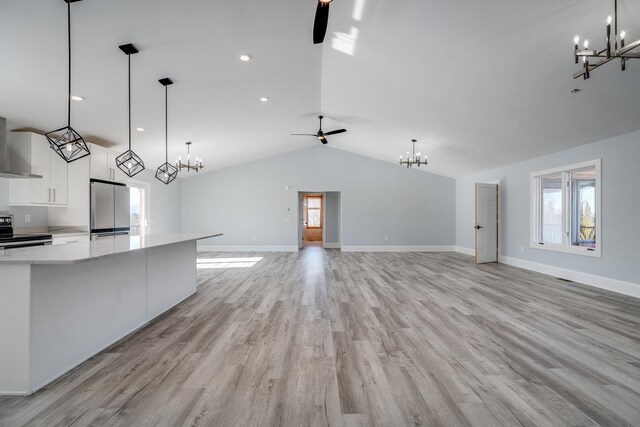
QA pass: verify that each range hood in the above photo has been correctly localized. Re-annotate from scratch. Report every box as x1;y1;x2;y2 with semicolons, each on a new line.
0;117;43;179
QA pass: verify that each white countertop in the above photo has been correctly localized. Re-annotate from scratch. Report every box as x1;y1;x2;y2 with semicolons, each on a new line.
16;226;90;238
0;233;222;265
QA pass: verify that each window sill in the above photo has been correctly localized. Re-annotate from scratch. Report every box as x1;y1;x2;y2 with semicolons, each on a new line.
530;242;601;258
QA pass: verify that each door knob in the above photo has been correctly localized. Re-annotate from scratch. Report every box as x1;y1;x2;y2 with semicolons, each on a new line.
475;225;483;230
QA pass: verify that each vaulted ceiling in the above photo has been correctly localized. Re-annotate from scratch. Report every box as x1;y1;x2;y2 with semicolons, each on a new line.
1;0;639;177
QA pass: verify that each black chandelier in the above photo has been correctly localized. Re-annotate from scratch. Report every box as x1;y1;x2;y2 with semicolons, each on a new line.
44;0;91;163
573;0;638;79
399;139;427;168
176;142;204;173
155;78;179;185
115;43;145;177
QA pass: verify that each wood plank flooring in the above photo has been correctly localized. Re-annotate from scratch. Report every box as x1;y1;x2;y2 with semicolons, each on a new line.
1;249;640;426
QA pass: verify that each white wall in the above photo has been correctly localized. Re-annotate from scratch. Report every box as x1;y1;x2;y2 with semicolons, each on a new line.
140;169;183;233
182;146;456;250
456;129;640;290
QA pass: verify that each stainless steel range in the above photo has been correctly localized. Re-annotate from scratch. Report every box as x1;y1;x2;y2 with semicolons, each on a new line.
0;214;53;249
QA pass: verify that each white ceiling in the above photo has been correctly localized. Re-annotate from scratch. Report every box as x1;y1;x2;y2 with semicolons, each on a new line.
1;0;639;177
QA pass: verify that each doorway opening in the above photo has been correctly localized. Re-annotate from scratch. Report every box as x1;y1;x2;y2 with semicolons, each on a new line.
298;192;341;250
128;180;150;237
303;194;324;247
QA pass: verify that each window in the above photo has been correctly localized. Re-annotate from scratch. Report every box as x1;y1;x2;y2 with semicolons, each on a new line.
531;160;601;257
307;196;322;228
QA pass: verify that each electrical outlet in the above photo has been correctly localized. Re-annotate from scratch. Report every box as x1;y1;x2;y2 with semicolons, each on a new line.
520;246;524;252
384;236;388;241
24;214;31;223
253;236;257;241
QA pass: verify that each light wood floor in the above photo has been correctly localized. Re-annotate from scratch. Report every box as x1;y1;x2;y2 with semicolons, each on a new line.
1;249;640;426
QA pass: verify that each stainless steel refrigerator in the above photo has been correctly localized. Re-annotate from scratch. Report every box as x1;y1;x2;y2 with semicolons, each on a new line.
90;180;130;239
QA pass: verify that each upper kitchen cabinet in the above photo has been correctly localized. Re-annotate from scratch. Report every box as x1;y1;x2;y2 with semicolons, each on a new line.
9;132;69;207
89;143;126;184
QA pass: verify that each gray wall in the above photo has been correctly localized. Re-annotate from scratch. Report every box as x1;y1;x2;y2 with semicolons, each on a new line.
456;129;640;285
182;146;456;248
325;192;341;246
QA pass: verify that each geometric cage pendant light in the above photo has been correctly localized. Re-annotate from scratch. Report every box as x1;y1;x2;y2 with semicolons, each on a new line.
115;43;145;177
45;0;91;163
155;78;179;185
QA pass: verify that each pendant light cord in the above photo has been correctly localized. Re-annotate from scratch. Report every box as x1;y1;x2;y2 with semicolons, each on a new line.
67;0;71;127
164;86;169;163
128;54;131;150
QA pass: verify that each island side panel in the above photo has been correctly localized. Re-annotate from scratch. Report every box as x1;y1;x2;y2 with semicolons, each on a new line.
0;265;31;395
29;251;147;392
146;240;197;321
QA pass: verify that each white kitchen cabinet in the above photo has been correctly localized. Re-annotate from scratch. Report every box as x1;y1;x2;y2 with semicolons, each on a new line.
9;133;69;207
89;143;126;183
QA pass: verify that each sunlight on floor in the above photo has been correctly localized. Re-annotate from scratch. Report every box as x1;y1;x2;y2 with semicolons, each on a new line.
196;257;264;269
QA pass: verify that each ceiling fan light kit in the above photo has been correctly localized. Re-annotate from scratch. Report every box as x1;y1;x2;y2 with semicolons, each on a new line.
45;0;91;164
573;0;638;79
115;43;146;178
400;139;427;168
155;78;179;185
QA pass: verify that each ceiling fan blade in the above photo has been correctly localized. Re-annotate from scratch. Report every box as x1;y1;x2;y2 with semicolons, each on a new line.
320;136;329;145
324;129;347;136
290;134;317;136
313;2;330;44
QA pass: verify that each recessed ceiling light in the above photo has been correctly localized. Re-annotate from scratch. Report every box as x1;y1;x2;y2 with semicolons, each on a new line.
260;97;270;102
240;54;253;62
136;127;145;132
70;95;85;101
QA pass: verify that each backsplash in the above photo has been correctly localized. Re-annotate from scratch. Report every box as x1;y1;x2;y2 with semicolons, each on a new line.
0;179;49;227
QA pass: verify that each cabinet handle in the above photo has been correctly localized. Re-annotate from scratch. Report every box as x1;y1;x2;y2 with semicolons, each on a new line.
53;188;56;203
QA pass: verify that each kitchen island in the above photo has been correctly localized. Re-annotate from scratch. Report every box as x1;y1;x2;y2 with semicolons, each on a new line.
0;233;221;395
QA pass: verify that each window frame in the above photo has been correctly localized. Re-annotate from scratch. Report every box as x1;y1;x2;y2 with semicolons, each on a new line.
530;159;601;258
306;196;323;229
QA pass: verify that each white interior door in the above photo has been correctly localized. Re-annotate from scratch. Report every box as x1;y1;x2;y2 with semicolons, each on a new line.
475;183;498;264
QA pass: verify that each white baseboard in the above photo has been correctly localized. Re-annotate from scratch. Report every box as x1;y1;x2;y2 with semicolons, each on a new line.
455;246;475;256
498;255;640;299
341;245;455;253
323;242;341;249
198;245;299;252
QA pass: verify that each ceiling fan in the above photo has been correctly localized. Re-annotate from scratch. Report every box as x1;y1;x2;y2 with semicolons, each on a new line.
313;0;334;44
291;115;347;144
